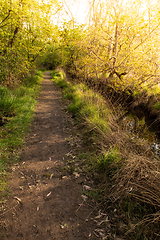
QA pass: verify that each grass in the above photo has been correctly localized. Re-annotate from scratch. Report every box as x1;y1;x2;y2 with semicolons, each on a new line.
0;70;43;201
52;69;111;134
96;147;121;175
0;87;16;117
51;68;160;240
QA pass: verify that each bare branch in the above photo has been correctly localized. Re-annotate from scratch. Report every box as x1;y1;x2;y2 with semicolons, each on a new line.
88;47;106;62
53;5;63;15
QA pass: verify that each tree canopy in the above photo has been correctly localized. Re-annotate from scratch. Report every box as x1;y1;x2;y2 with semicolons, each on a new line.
1;0;160;94
0;0;59;85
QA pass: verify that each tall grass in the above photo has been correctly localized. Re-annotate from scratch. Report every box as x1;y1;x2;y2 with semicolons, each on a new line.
0;70;43;200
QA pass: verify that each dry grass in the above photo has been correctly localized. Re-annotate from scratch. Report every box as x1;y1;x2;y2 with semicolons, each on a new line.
111;154;160;206
110;153;160;229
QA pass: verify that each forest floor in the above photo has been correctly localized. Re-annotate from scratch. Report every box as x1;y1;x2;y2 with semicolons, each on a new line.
0;72;113;240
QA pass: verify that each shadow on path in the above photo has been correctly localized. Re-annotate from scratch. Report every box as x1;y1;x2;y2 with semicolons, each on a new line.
0;72;98;240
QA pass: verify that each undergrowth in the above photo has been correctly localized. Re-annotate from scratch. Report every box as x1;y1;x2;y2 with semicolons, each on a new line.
51;69;160;240
0;70;43;201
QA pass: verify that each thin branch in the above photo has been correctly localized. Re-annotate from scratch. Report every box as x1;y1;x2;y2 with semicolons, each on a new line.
88;47;106;62
0;22;10;28
0;10;11;26
117;22;160;68
53;5;63;15
62;0;74;26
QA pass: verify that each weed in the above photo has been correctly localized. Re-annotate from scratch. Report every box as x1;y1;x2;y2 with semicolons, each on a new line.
0;87;16;117
44;173;51;179
85;190;100;200
68;165;75;174
63;88;74;100
96;147;121;175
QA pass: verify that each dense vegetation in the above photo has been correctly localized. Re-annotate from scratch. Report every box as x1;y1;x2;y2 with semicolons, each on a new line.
1;0;160;239
1;0;160;97
0;0;59;85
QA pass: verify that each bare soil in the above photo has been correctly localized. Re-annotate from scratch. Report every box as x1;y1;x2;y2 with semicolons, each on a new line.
0;72;99;240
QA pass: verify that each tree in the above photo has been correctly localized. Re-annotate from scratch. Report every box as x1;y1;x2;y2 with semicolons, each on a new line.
66;0;160;93
0;0;59;85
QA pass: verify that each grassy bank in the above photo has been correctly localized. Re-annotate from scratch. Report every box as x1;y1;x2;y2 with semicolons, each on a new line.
51;69;160;240
0;70;43;201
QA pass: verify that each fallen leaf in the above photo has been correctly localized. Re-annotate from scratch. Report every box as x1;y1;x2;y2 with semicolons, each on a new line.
47;192;52;197
83;185;91;190
95;214;103;219
14;196;22;204
81;195;88;201
50;173;54;179
73;172;80;178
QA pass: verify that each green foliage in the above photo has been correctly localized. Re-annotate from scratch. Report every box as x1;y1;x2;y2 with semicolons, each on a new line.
39;45;62;70
0;87;16;117
48;2;160;102
85;190;100;200
51;70;68;88
152;102;160;110
0;0;59;85
96;147;121;174
39;22;85;72
63;87;74;100
0;71;42;118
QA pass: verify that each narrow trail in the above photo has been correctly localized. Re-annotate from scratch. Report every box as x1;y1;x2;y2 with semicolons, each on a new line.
0;72;98;240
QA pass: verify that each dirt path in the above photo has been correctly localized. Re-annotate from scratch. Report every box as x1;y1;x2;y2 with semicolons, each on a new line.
0;72;98;240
